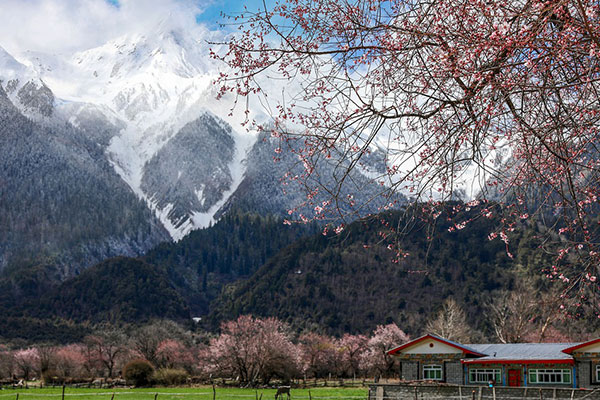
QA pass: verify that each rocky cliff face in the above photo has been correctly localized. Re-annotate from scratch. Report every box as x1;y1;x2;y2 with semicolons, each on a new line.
217;131;403;222
141;113;237;238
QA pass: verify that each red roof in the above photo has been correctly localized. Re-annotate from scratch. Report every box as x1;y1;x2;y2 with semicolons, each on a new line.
562;338;600;354
387;334;486;357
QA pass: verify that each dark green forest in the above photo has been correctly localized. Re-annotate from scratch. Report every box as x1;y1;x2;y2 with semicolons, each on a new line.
0;205;595;344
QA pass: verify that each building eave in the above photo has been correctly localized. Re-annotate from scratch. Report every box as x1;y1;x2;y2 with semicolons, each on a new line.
461;359;575;365
561;338;600;354
387;334;486;357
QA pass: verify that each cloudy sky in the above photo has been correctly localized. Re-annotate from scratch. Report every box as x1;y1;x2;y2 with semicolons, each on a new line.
0;0;268;55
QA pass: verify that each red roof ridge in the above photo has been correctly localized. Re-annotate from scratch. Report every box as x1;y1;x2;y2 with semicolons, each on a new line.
562;338;600;354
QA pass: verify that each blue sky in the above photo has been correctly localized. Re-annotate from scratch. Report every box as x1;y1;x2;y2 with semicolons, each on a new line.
105;0;271;28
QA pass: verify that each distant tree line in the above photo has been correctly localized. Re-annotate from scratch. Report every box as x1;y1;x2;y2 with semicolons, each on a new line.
0;317;408;386
0;297;589;388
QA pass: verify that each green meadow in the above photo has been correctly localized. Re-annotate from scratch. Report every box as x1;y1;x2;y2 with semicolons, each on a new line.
0;387;368;400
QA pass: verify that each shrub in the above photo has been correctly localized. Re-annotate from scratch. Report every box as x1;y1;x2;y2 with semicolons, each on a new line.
123;360;154;387
152;368;189;386
42;369;65;385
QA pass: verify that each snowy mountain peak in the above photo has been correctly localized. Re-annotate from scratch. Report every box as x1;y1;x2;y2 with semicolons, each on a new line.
9;26;258;240
0;45;28;78
0;46;55;117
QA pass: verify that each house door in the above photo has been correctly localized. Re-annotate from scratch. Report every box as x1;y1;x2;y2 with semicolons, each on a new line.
508;369;522;387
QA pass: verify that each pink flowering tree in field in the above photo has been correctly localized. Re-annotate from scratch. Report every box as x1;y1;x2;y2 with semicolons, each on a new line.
339;334;368;378
298;332;342;378
54;344;88;380
214;0;600;311
83;330;128;378
156;339;197;372
13;348;39;381
206;315;300;385
361;323;408;378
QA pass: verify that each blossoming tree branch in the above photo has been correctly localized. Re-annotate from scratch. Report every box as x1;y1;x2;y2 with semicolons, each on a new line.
212;0;600;311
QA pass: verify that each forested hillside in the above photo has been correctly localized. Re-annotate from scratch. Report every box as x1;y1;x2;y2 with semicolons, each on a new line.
0;211;314;342
0;206;595;344
207;207;588;337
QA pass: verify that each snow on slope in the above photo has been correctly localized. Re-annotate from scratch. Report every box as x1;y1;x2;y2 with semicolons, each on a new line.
12;21;261;240
0;45;29;79
0;45;55;118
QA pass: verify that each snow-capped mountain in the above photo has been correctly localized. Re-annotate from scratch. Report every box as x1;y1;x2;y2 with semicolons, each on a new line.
0;47;169;276
10;22;257;240
0;46;54;117
0;19;395;275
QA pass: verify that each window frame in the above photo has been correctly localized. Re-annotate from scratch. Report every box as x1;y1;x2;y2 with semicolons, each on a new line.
469;368;501;384
528;368;571;384
596;365;600;383
423;364;443;380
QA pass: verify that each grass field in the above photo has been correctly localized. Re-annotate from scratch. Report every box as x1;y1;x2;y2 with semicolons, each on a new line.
0;386;369;400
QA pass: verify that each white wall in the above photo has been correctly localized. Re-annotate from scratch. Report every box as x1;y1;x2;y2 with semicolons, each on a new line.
402;339;463;354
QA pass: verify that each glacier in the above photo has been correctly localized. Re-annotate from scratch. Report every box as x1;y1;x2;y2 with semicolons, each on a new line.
2;22;261;241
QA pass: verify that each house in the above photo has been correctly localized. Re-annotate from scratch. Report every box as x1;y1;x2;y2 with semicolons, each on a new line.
387;334;600;388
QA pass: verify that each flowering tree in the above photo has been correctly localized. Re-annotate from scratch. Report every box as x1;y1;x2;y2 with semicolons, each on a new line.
130;320;187;367
156;339;197;371
298;333;342;378
214;0;600;309
54;344;88;380
360;323;408;377
83;330;128;378
338;333;368;378
13;348;39;381
207;315;299;385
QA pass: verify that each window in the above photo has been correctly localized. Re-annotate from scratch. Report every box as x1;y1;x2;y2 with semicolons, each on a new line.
528;369;571;384
596;365;600;382
423;365;442;380
469;369;501;384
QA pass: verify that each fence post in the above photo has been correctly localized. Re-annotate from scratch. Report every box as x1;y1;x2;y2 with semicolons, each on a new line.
62;385;65;400
213;384;216;400
493;387;496;400
414;386;417;400
471;390;475;400
111;393;115;400
539;388;543;400
16;394;19;400
308;390;312;400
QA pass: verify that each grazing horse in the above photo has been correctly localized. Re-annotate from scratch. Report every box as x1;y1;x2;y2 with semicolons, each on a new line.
275;386;291;400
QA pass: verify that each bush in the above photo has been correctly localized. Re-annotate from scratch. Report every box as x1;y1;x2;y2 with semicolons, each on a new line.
123;360;154;387
42;369;65;385
152;368;189;386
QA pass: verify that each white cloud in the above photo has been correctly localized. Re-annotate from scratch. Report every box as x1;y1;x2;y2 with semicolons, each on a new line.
0;0;207;55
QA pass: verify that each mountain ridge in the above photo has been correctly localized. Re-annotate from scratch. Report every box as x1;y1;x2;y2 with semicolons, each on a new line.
0;26;396;278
